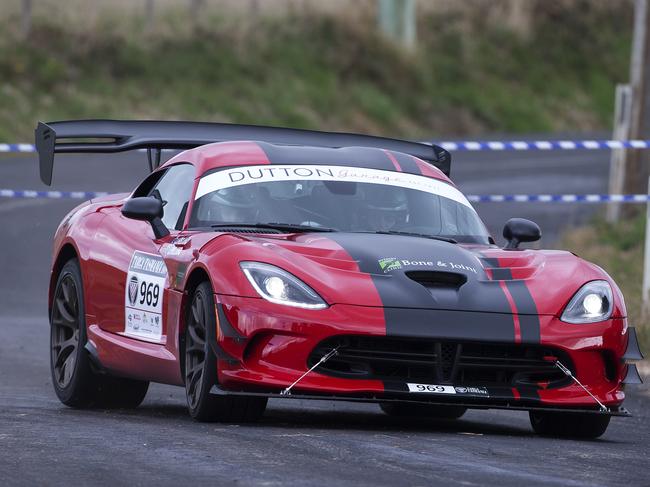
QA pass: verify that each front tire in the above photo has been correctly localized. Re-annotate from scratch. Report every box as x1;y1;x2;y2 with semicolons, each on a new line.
184;281;267;422
380;402;467;419
50;259;149;408
529;411;611;439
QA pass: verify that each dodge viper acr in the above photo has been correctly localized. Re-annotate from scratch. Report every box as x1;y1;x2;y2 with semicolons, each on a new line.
36;120;643;438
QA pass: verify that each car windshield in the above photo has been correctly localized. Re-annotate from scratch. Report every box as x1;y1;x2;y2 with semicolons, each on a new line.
189;164;491;244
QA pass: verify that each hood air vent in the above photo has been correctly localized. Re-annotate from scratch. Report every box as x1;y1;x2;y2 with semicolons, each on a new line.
214;227;283;234
406;271;467;290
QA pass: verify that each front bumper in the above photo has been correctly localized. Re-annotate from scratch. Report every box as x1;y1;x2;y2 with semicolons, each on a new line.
214;295;635;413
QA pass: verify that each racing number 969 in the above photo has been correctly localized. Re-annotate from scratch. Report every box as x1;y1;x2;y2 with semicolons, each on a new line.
416;385;446;393
139;280;160;307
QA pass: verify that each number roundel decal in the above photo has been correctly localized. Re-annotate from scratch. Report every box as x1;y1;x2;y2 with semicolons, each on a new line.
128;276;139;306
124;251;167;341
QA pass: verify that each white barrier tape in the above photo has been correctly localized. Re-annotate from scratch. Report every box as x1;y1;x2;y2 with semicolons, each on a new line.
3;140;650;154
0;189;649;203
467;194;650;203
434;140;650;151
0;190;108;199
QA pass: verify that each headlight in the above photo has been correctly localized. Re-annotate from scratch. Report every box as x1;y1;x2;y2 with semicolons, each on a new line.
560;280;613;324
240;261;328;309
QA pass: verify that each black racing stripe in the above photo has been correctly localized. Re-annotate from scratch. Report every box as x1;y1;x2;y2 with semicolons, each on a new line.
258;142;395;171
478;254;534;345
491;268;513;280
479;256;512;280
384;308;515;342
480;257;500;268
478;255;541;344
326;233;515;315
388;150;422;175
323;234;517;343
504;281;541;343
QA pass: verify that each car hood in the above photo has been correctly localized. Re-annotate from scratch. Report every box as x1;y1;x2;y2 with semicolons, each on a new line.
199;231;620;317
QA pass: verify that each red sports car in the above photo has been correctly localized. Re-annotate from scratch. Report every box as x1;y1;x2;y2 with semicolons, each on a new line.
37;120;643;438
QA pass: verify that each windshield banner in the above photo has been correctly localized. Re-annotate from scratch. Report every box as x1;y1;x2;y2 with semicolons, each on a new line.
196;165;473;209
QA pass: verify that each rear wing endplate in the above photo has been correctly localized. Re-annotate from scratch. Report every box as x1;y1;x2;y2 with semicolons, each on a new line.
35;120;451;185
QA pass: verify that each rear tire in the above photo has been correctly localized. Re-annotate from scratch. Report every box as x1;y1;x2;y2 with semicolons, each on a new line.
50;259;149;409
380;402;467;419
529;411;611;439
184;281;267;422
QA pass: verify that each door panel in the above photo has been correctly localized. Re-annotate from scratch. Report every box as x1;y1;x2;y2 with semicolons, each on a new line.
89;208;171;342
86;163;195;345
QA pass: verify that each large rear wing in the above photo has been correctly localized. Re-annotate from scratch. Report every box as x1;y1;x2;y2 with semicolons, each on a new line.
35;120;451;185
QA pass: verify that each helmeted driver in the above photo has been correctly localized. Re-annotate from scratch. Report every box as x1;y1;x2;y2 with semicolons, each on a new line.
206;186;258;223
361;185;408;232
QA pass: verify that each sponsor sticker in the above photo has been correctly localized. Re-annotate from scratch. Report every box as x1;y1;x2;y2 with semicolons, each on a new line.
454;386;489;396
195;164;474;210
160;243;182;257
378;257;402;273
436;261;477;274
124;251;167;341
378;258;477;274
407;383;490;397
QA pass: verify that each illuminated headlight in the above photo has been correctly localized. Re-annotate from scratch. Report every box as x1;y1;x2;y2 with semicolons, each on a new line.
240;261;328;309
560;280;613;324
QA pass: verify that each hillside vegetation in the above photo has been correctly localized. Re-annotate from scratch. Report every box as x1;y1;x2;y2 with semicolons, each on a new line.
0;1;632;142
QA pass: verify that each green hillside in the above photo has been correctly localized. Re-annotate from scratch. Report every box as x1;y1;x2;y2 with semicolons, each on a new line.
0;3;632;142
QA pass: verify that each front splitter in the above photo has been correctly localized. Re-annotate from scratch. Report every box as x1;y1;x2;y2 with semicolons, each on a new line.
209;384;630;417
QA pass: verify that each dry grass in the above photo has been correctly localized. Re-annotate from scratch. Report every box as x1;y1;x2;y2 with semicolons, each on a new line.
0;0;626;37
0;1;633;142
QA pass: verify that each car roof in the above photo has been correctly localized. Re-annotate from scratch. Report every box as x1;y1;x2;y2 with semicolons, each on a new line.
162;141;452;183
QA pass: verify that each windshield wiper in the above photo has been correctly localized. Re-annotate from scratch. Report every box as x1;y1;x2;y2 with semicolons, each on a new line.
210;222;337;233
355;230;457;244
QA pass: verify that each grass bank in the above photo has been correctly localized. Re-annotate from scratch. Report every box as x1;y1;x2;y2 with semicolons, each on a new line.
0;2;633;142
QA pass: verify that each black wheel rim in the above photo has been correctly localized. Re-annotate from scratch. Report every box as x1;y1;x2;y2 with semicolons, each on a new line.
185;292;207;410
50;274;80;389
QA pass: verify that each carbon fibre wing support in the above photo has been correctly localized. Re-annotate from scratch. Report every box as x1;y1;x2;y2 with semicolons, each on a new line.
34;120;451;185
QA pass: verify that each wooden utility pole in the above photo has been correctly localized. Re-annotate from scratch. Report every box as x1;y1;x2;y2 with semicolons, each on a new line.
21;0;32;39
145;0;155;34
622;0;650;208
643;176;650;319
378;0;417;50
190;0;204;31
607;84;632;222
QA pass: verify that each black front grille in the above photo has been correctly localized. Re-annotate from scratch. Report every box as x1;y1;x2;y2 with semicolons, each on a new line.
308;336;572;389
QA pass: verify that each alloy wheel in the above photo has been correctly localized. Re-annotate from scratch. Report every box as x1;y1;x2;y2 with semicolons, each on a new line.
185;292;207;410
51;274;80;388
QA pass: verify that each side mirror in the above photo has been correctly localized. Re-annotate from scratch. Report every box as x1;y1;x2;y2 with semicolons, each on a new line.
503;218;541;250
121;197;170;239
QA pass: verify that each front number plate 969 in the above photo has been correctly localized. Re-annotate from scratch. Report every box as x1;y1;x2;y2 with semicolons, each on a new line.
407;383;456;394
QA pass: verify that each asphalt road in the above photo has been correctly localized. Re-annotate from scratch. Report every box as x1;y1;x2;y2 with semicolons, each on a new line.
1;148;648;486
